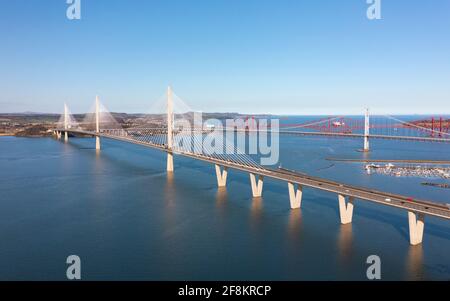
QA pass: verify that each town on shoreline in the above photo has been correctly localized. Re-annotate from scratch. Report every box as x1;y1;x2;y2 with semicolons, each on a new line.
0;112;270;137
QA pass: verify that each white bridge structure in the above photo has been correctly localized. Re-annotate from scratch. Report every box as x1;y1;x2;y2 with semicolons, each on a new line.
54;87;450;246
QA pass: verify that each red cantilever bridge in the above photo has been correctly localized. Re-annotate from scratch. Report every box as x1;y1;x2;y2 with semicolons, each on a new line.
53;88;450;247
243;113;450;146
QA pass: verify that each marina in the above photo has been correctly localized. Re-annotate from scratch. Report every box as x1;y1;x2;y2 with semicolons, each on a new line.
365;163;450;179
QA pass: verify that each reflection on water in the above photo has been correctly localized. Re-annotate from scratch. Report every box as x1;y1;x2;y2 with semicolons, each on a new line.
406;245;424;280
215;187;228;212
93;146;104;172
163;172;176;221
338;224;353;265
165;172;175;201
287;210;303;242
361;150;370;160
92;145;105;201
1;136;450;280
161;171;179;246
250;197;264;230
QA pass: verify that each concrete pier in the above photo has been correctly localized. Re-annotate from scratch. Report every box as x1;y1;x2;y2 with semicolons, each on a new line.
288;182;303;209
250;173;264;197
215;164;228;187
408;211;425;245
338;194;354;224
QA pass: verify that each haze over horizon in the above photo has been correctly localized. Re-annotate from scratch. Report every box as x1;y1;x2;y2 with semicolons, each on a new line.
0;1;449;115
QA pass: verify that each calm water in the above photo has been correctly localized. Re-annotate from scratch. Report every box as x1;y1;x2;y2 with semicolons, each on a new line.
1;132;450;280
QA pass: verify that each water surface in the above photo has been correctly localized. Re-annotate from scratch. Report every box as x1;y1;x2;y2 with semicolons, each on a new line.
0;135;449;280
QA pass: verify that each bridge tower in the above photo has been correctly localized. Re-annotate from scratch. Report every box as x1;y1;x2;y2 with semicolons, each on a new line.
64;103;69;142
95;96;101;150
167;86;174;172
363;108;370;152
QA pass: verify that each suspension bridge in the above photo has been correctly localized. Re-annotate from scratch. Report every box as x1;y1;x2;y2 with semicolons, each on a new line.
54;87;450;246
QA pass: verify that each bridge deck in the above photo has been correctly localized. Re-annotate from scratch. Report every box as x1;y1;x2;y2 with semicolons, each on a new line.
60;129;450;220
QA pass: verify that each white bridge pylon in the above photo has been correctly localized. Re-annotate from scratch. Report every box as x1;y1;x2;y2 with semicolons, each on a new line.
56;96;122;150
164;86;262;172
56;103;78;142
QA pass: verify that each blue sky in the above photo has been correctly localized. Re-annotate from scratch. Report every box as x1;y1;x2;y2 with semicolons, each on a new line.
0;0;449;114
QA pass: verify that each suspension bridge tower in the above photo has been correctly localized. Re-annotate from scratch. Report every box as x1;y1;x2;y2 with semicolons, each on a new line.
363;108;370;152
167;86;174;172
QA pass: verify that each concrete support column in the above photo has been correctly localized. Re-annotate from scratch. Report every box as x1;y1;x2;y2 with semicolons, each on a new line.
64;131;68;142
338;194;354;224
250;173;264;198
288;182;303;209
215;164;228;187
408;211;425;245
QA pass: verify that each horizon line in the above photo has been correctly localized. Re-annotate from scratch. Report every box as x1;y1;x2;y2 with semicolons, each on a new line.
1;111;450;117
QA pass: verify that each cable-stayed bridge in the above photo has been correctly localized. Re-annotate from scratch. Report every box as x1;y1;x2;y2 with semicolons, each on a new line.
54;88;450;246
